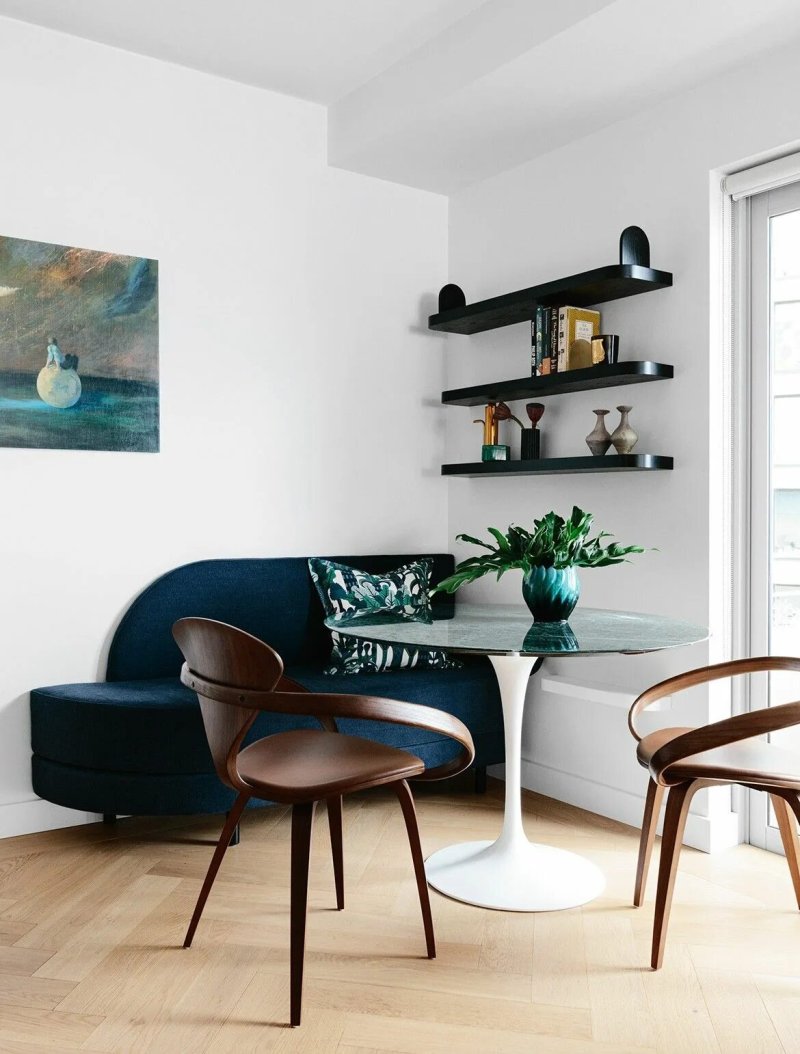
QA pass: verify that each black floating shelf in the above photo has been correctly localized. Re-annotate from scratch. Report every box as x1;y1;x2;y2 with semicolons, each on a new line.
429;264;672;335
442;360;673;406
442;454;673;478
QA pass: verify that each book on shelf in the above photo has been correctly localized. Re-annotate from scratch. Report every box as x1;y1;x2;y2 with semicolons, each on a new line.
531;305;556;375
529;305;602;377
547;306;558;374
557;306;600;371
532;307;547;375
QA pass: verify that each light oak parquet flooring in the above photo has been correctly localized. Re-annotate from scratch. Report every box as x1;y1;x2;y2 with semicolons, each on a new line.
0;783;793;1051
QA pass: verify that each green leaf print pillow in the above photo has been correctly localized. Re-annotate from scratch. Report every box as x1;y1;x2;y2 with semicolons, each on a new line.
308;558;462;675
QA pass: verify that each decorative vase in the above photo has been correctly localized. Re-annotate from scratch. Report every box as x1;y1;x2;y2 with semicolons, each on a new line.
611;404;638;454
585;409;612;456
522;566;580;622
520;428;540;460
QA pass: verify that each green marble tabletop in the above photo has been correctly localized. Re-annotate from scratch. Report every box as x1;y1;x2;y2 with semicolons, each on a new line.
325;604;708;657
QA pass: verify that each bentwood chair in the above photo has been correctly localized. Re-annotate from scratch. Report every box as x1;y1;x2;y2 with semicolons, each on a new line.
172;617;474;1027
629;656;800;970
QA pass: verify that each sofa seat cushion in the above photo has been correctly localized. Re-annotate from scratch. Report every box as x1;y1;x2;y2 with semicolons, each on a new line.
31;678;319;776
31;660;501;779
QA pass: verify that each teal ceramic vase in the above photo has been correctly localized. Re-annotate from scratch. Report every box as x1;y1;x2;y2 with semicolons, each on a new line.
522;566;580;622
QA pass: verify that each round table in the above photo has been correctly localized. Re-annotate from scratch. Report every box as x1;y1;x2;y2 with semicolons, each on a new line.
328;604;707;912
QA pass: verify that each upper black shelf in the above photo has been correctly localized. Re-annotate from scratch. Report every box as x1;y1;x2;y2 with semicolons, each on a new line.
428;264;673;335
442;360;673;406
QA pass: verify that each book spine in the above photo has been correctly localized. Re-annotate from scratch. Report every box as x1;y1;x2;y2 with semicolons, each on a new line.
549;306;559;373
532;307;543;375
557;306;568;372
539;307;549;375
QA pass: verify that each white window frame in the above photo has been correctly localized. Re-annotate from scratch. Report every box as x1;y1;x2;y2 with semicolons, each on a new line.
731;180;800;851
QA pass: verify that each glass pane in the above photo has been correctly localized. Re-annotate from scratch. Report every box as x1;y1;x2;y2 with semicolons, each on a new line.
768;212;800;767
773;302;800;372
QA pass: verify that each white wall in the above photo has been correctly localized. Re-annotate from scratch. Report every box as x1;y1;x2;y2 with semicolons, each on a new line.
0;18;449;836
445;37;800;850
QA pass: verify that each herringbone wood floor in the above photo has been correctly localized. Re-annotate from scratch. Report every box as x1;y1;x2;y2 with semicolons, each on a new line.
0;781;797;1052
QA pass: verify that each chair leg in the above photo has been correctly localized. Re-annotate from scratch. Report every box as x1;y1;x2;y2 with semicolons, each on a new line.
290;801;316;1028
327;796;344;910
183;792;249;949
771;792;800;910
651;780;697;970
227;813;241;847
634;778;665;907
393;779;435;959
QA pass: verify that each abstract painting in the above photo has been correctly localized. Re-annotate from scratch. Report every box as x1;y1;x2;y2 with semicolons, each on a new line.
0;235;159;452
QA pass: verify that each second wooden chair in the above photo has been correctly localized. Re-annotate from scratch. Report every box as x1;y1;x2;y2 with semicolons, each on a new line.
629;655;800;969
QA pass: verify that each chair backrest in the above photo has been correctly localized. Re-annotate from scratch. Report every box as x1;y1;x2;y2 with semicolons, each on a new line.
173;617;286;790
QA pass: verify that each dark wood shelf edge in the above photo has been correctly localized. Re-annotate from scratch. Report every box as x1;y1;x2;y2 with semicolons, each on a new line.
441;454;674;477
429;263;673;335
442;361;673;405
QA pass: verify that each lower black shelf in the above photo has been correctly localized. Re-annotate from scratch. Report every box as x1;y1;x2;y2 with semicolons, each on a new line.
441;454;673;477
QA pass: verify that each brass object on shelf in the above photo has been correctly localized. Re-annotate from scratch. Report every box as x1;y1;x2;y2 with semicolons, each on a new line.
473;403;499;446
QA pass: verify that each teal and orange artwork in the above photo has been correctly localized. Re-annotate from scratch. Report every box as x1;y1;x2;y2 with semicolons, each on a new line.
0;235;159;452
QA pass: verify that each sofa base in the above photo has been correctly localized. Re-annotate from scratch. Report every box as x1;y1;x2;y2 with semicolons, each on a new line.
31;756;254;817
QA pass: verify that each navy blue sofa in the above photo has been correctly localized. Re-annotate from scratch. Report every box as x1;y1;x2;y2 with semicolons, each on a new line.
30;554;503;820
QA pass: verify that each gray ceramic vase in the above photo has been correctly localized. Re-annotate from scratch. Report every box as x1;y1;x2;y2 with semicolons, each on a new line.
611;405;638;454
585;409;612;456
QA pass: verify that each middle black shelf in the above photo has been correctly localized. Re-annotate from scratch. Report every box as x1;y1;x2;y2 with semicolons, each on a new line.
441;360;673;407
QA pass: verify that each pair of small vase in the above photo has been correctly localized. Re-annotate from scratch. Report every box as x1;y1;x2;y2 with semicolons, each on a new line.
585;405;637;456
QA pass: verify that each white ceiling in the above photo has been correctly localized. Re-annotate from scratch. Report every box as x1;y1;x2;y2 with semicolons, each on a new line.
2;0;800;193
0;0;486;104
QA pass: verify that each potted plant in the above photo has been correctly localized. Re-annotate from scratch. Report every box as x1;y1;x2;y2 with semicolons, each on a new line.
433;506;645;622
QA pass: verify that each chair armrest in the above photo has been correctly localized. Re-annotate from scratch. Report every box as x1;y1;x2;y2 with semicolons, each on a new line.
270;691;474;780
649;698;800;783
181;665;475;781
628;656;800;742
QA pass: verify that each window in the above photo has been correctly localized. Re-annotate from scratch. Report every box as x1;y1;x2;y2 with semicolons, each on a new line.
738;181;800;850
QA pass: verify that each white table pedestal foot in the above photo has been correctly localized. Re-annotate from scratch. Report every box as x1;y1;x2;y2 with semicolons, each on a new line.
425;653;606;911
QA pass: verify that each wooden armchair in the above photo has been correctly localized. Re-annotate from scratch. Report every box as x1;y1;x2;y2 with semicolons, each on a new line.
629;656;800;969
172;617;474;1026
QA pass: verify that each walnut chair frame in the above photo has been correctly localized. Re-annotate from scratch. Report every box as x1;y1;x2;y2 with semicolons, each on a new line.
629;656;800;970
172;617;474;1026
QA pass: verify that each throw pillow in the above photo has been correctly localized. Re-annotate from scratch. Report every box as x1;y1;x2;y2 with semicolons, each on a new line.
308;557;433;624
308;557;461;675
324;630;460;676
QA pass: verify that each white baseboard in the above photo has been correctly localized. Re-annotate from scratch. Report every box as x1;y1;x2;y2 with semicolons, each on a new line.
0;798;99;839
489;758;741;854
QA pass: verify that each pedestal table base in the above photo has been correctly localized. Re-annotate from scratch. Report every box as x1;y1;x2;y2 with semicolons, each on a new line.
425;652;606;911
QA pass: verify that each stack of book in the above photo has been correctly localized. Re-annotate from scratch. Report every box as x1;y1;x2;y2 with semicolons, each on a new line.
531;306;601;376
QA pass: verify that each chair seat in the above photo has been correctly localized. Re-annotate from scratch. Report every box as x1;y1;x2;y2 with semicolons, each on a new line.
637;726;800;789
238;729;426;802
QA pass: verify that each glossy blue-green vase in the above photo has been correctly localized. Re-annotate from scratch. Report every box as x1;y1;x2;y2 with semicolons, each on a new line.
522;566;580;622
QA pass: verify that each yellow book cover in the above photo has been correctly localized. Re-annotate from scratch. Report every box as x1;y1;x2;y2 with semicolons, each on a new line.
560;307;601;370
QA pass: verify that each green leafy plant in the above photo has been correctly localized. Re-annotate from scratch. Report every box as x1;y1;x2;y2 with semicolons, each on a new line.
433;506;646;594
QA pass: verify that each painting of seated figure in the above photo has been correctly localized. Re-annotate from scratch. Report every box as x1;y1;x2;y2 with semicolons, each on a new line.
0;234;158;452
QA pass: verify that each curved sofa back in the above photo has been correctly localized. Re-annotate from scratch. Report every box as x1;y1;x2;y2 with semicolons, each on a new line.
106;554;456;682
